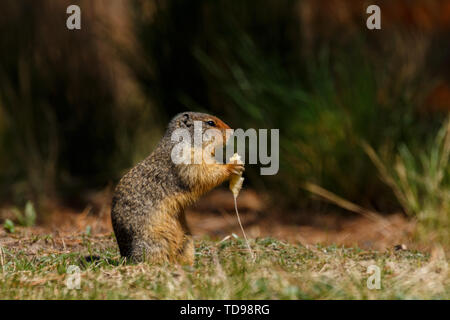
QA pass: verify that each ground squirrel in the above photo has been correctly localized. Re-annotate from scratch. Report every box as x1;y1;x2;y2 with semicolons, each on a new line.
111;112;244;265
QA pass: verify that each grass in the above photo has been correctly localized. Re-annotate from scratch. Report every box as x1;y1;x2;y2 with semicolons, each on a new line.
0;230;448;299
364;117;450;245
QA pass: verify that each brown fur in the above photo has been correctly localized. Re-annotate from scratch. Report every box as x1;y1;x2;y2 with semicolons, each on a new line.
111;112;243;264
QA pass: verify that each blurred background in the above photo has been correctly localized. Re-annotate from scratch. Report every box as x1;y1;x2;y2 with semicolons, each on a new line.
0;0;449;249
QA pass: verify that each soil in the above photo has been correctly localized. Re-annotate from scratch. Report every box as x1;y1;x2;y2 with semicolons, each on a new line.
0;188;416;252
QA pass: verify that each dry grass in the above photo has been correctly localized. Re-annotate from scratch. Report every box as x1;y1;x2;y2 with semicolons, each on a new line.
0;188;445;300
0;227;448;300
363;117;450;245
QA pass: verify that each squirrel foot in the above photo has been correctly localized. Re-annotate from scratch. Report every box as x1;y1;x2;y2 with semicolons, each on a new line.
226;162;245;176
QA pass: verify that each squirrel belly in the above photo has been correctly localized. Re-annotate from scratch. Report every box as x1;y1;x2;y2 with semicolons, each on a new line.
111;112;244;265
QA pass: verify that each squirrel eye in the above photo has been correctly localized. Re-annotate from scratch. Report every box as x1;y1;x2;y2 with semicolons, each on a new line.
206;120;216;127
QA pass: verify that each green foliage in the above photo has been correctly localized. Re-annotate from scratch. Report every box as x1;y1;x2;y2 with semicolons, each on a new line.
85;225;92;237
12;201;37;227
365;117;450;245
3;219;15;233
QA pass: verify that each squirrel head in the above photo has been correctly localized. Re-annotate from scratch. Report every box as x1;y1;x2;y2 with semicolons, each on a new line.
166;112;233;162
168;111;231;135
171;111;230;129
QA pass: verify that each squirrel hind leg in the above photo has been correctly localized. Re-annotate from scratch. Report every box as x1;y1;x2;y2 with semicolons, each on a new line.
177;236;195;266
129;240;171;264
129;237;194;265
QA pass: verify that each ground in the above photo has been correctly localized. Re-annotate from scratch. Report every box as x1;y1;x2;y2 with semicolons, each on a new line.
0;189;448;299
0;229;448;299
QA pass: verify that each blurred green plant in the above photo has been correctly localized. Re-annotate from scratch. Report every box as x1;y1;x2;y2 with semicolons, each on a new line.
364;118;450;245
194;37;435;210
11;201;37;227
3;219;15;233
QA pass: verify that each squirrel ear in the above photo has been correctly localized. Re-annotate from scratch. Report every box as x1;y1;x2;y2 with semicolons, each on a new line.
181;113;192;127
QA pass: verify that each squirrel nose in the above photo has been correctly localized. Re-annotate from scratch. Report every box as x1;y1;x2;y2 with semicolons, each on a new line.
217;120;231;130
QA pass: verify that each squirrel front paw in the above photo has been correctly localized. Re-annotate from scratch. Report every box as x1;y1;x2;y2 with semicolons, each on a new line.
226;162;245;176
